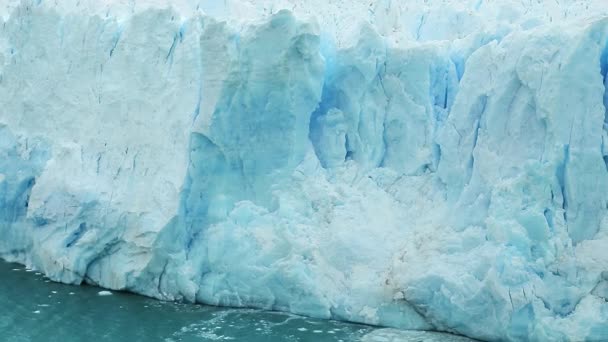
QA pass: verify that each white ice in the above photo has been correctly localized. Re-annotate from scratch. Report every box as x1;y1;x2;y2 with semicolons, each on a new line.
1;1;608;341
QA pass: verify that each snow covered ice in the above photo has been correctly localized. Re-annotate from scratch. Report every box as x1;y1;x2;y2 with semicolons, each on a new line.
1;0;608;341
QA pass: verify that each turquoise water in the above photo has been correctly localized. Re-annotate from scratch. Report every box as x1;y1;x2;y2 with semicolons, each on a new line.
0;261;373;342
0;261;475;342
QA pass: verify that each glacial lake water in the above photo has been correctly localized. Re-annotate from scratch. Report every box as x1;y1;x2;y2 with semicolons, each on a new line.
0;261;476;342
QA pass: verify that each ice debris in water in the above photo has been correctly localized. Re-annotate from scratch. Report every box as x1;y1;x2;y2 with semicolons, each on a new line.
362;329;477;342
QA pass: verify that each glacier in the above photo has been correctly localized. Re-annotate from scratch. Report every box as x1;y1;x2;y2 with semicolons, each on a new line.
1;0;608;341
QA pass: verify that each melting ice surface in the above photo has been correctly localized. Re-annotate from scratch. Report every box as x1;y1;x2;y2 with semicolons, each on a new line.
1;0;608;341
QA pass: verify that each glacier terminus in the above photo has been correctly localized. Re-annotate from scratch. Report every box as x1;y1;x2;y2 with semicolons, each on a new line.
1;0;608;341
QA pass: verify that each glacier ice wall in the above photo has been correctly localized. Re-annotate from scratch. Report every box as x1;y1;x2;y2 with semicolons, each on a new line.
1;1;608;341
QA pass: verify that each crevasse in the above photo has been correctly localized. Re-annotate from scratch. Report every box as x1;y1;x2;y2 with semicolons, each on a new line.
1;1;608;341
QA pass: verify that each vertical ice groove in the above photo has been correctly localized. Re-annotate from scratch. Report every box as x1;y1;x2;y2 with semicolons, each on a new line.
165;32;178;63
601;37;608;171
108;26;122;57
465;95;487;186
556;144;570;223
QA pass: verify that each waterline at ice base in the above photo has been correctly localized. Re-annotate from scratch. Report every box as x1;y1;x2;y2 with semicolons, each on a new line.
1;1;608;341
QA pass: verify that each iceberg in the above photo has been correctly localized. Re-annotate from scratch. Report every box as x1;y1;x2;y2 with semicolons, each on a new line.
1;0;608;340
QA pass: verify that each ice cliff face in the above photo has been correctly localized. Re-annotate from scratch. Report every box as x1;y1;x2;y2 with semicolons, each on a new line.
1;1;608;341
